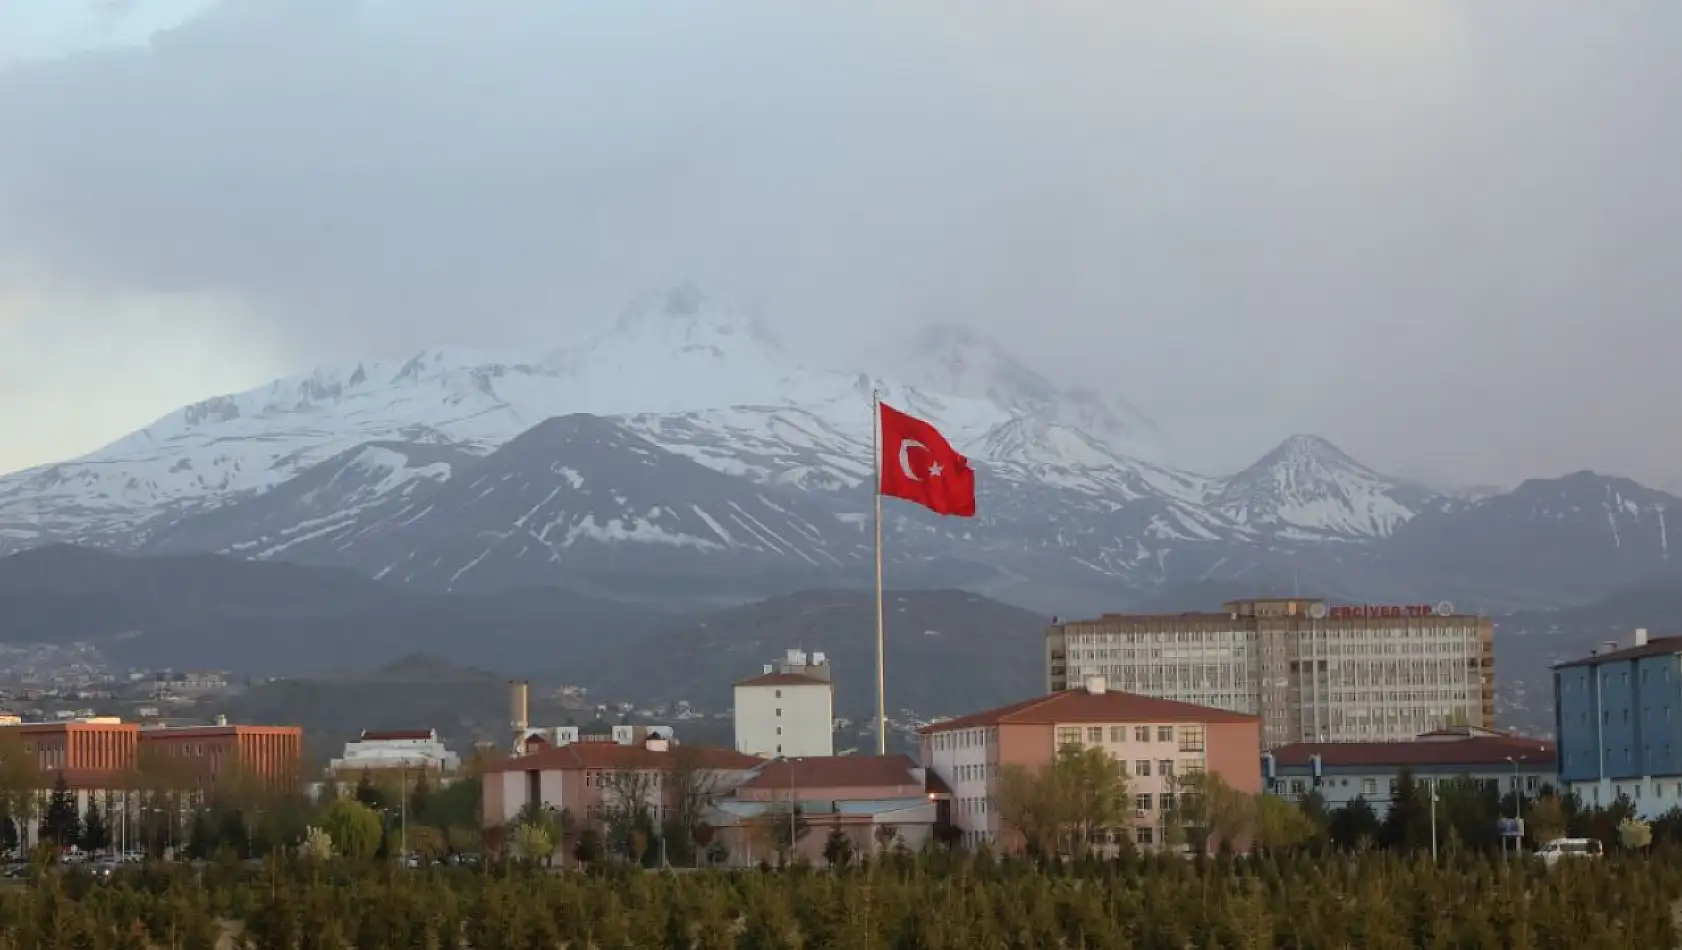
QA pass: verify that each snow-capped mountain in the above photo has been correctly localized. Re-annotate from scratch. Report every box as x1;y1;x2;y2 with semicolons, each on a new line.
1209;434;1438;539
4;283;1680;614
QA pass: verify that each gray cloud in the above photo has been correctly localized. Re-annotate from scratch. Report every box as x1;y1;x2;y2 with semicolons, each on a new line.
1;0;1679;485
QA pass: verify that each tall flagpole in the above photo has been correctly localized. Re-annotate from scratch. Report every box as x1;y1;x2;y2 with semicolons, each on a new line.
873;388;887;756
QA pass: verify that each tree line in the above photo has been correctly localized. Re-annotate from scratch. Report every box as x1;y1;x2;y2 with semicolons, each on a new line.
2;845;1681;949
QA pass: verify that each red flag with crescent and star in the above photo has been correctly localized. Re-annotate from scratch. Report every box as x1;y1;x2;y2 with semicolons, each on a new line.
878;402;976;517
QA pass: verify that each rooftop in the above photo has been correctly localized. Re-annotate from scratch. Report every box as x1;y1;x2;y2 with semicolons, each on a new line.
357;729;439;742
918;685;1258;735
1271;734;1556;769
483;742;762;774
734;672;831;688
738;755;923;792
1553;635;1682;670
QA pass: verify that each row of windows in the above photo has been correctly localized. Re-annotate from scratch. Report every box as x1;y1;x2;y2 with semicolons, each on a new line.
1280;774;1539;797
1053;724;1208;752
929;727;996;751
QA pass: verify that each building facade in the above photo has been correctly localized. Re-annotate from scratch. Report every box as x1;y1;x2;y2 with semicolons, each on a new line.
0;717;302;851
918;675;1262;852
1554;628;1682;816
1267;726;1557;818
734;650;835;759
329;729;460;776
480;735;762;831
709;755;942;866
1047;597;1494;747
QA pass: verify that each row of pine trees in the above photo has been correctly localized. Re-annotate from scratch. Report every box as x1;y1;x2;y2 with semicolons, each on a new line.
2;846;1680;950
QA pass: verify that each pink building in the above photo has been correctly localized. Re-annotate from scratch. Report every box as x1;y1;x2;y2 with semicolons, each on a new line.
710;755;944;865
919;675;1262;853
480;738;763;831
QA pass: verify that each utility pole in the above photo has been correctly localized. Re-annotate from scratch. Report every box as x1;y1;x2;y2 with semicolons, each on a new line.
1429;780;1438;862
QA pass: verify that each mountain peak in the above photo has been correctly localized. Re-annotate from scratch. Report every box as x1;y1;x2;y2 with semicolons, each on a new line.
1257;434;1365;471
601;283;783;356
1212;434;1426;538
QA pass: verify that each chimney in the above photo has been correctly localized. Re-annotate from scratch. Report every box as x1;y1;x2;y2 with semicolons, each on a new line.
1636;628;1650;647
509;680;529;753
1083;674;1107;695
1605;640;1619;655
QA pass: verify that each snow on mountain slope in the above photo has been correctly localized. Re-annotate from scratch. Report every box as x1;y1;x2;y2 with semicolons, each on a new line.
888;324;1171;461
1208;434;1431;539
0;285;1184;550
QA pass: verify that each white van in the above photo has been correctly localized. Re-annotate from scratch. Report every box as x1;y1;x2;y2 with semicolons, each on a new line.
1536;837;1603;866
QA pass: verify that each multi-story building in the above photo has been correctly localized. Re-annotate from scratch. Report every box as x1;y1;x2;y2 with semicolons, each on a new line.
1553;627;1682;816
1046;597;1494;747
0;716;302;850
918;674;1261;852
733;650;835;759
1267;726;1556;818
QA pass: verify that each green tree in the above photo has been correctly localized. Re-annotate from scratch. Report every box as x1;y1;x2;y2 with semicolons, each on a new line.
1328;797;1382;849
321;799;382;861
354;772;387;810
1618;817;1652;850
1379;769;1430;851
822;825;856;868
81;798;110;852
993;743;1130;857
512;821;554;864
1525;793;1567;846
38;773;80;848
1254;793;1317;854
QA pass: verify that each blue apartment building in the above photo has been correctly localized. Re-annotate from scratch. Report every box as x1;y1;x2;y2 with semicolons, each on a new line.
1554;628;1682;817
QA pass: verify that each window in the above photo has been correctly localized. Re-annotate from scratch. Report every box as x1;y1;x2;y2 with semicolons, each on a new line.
1135;760;1152;777
776;727;782;736
776;744;782;755
1136;826;1154;845
1160;760;1174;777
1362;778;1377;795
1134;726;1150;742
1135;793;1152;811
1157;726;1174;743
1289;779;1306;795
1160;793;1176;811
1087;727;1104;743
1056;727;1080;747
775;690;782;699
1110;726;1126;743
1178;725;1206;752
775;708;782;717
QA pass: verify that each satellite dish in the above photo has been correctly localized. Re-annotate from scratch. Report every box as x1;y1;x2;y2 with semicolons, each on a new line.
1435;600;1454;617
1308;602;1328;620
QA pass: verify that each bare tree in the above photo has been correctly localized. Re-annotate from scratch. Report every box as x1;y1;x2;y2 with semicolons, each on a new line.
662;747;727;865
600;766;659;862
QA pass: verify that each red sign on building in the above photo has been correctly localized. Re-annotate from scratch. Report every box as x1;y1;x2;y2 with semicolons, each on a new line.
1328;604;1437;620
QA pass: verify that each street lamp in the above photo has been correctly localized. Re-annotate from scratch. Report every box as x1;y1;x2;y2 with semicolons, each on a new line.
1429;778;1438;862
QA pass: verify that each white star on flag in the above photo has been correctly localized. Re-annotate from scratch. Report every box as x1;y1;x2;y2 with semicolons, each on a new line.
928;462;943;477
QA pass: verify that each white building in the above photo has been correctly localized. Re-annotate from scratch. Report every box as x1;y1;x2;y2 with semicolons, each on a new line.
733;649;835;759
1266;727;1557;818
329;729;460;775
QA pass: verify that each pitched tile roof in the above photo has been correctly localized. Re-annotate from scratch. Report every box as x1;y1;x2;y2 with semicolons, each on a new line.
734;672;831;687
483;742;762;774
1270;735;1556;769
1553;636;1682;669
738;755;922;791
918;688;1258;735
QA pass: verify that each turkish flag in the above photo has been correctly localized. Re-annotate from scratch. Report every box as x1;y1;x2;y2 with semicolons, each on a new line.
878;402;976;517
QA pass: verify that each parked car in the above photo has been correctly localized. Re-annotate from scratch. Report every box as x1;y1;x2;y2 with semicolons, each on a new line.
1536;837;1603;866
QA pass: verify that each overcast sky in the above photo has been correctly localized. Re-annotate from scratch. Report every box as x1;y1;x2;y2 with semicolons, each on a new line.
1;0;1678;488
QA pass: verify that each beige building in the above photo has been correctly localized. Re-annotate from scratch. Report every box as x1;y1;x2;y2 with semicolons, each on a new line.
1046;597;1494;748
